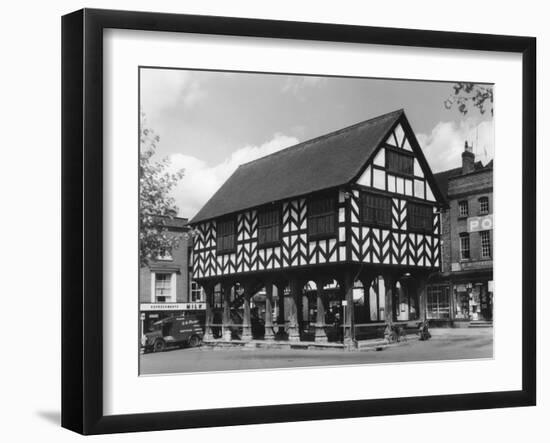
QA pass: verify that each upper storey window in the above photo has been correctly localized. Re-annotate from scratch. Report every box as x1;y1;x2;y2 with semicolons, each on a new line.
458;200;469;218
360;193;392;227
258;207;281;246
386;149;414;176
479;197;489;214
308;194;337;239
216;218;236;253
408;202;433;233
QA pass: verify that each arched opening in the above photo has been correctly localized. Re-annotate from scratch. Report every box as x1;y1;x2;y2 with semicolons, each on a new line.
395;274;419;321
368;276;386;322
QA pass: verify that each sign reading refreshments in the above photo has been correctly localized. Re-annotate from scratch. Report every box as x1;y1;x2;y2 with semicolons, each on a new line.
468;214;493;232
140;303;206;311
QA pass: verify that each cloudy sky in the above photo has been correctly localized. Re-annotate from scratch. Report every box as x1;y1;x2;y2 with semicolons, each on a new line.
140;68;494;219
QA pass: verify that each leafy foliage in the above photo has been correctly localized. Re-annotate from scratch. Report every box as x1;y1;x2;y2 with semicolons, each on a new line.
444;83;493;116
139;114;185;267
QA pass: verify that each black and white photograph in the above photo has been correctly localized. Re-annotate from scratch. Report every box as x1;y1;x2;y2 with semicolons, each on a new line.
138;69;495;375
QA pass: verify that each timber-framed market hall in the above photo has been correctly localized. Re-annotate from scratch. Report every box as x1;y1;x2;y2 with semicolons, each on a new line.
189;110;445;347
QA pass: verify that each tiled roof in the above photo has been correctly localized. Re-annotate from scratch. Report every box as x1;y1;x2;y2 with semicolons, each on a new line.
190;110;404;223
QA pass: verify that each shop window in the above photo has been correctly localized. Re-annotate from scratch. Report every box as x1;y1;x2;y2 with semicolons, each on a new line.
407;202;432;233
479;197;489;214
427;285;450;319
308;194;336;239
258;206;281;246
154;273;173;302
190;280;204;302
386;149;414;175
460;233;470;259
216;218;236;253
458;200;469;217
480;230;491;258
360;193;391;227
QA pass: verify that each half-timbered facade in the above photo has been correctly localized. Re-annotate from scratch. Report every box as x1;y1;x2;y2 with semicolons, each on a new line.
190;110;445;346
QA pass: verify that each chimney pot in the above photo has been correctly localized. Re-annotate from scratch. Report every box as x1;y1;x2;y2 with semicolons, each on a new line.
462;141;475;174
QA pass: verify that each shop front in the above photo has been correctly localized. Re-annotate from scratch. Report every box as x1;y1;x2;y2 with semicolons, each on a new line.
427;270;493;326
140;302;207;339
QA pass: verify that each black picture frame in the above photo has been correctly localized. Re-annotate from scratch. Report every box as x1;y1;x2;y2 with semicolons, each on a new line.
61;8;536;435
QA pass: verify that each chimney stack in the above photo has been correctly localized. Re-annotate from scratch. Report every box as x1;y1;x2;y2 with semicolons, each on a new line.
462;141;475;174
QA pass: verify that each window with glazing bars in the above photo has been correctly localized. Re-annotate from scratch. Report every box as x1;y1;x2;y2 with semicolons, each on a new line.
386;149;414;175
360;193;391;226
258;207;280;246
480;230;491;258
155;273;171;302
479;197;489;214
216;218;236;253
308;195;336;238
459;200;469;217
408;202;433;233
426;285;450;319
460;233;470;259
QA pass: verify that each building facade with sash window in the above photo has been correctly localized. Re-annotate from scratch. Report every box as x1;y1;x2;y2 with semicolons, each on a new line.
139;216;205;339
189;110;446;345
431;143;494;326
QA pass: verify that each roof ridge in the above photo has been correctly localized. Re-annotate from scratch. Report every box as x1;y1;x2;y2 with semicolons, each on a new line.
238;109;404;168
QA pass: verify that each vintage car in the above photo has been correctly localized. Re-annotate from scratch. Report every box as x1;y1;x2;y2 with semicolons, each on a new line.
141;315;204;352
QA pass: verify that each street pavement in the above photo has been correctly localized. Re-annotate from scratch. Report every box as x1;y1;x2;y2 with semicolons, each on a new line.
139;328;493;375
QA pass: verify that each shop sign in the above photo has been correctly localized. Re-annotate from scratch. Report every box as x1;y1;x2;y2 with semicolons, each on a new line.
140;302;207;311
468;214;493;232
140;303;186;311
182;302;206;311
461;260;492;270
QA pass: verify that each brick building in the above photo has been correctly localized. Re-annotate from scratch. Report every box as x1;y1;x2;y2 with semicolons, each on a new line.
431;143;493;325
139;216;205;338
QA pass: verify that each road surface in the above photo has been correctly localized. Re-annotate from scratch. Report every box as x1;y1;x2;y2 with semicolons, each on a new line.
140;328;493;375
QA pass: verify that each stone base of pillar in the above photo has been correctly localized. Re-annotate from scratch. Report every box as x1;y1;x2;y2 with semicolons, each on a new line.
223;328;232;341
314;325;328;343
241;327;252;341
264;327;275;341
204;331;214;341
343;337;357;350
288;327;300;342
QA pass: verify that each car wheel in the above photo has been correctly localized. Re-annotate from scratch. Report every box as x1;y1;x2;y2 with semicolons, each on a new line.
188;335;201;348
153;339;166;352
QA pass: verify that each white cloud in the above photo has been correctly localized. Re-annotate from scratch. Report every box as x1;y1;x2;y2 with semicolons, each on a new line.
416;119;494;173
168;134;299;218
140;70;204;119
281;76;326;94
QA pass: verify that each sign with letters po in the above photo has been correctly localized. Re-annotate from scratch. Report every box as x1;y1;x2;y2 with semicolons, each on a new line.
468;214;493;232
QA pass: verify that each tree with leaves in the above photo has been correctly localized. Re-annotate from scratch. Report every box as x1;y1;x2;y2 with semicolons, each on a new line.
139;114;185;267
444;83;493;116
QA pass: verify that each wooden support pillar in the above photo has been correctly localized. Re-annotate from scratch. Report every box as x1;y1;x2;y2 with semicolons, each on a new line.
276;283;286;337
241;282;253;341
287;279;301;342
417;276;428;322
204;284;215;340
222;282;232;341
384;274;396;324
342;272;355;346
314;279;328;343
264;283;275;341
